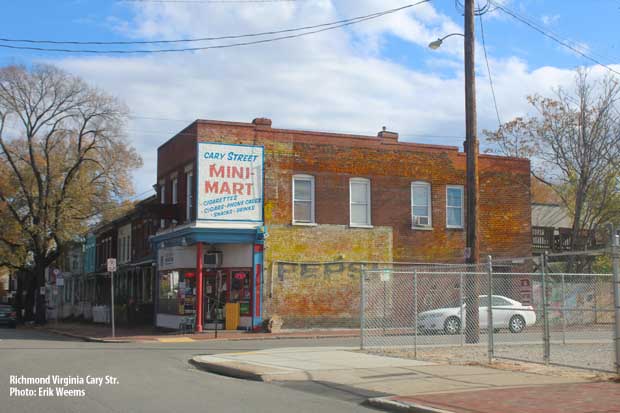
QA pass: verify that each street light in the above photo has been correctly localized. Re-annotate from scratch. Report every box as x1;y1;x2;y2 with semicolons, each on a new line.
428;0;480;344
427;33;464;50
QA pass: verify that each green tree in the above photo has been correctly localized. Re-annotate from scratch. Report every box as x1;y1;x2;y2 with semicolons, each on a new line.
0;64;142;323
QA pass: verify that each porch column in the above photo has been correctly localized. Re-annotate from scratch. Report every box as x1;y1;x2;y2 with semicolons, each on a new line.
196;242;203;332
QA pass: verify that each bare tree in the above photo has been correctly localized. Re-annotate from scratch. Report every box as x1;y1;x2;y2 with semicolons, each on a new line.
485;69;620;254
0;64;142;323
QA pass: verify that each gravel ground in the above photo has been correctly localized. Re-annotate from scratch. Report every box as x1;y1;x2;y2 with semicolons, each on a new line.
366;342;618;380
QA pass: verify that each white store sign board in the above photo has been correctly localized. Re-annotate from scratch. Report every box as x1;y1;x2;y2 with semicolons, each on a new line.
158;246;196;271
197;142;264;223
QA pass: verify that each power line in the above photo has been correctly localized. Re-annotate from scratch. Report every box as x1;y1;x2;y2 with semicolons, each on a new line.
0;1;429;51
477;4;502;128
489;1;620;66
490;1;620;77
0;4;381;45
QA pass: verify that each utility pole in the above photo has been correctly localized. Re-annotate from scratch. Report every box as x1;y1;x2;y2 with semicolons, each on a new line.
464;0;481;344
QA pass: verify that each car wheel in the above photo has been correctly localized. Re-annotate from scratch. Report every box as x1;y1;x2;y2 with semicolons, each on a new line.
509;315;525;333
443;316;461;335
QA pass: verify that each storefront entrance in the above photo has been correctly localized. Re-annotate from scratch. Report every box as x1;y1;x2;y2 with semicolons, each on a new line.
203;268;252;330
154;236;264;331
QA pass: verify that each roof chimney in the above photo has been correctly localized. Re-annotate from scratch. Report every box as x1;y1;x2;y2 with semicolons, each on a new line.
252;117;272;129
378;126;398;142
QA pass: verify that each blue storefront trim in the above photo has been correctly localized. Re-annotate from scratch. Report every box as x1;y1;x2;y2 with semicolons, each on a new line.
152;225;266;329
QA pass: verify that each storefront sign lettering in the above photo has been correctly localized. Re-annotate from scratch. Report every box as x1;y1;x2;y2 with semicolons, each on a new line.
197;142;264;222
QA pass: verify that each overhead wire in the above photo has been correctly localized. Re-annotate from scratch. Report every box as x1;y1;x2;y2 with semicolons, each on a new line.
489;0;620;77
0;4;396;46
477;2;502;129
0;1;430;53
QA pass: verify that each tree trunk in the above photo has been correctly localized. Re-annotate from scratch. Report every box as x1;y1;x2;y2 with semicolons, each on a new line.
34;265;47;324
23;274;35;321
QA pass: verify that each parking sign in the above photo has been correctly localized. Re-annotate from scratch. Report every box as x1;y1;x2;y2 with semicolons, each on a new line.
107;258;117;272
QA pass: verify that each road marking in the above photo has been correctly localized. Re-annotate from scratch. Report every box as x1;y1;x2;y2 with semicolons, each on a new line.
158;337;194;343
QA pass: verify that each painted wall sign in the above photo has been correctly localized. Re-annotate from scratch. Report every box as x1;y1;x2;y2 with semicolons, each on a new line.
197;142;264;222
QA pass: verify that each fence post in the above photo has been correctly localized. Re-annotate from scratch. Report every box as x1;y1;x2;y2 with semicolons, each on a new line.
561;272;566;345
414;268;418;359
487;255;494;364
541;252;551;365
612;233;620;374
459;272;464;347
360;265;366;350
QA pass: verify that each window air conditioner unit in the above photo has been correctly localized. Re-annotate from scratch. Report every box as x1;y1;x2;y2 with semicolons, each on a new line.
204;251;223;268
413;216;429;227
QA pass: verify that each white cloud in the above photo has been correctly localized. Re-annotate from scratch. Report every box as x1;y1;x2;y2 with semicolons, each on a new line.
50;0;597;195
541;14;560;26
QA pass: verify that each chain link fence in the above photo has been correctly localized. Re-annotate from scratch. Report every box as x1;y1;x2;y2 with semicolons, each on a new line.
361;251;620;374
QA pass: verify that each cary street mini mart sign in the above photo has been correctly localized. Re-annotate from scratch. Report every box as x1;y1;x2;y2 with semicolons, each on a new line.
197;142;264;223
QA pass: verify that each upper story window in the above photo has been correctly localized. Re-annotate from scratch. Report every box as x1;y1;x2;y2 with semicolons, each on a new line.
349;178;371;227
159;181;166;229
411;181;432;228
171;177;178;205
292;175;315;224
446;185;464;228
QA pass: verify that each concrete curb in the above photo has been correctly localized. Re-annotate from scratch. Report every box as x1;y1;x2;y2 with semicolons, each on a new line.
37;326;358;344
365;397;455;413
189;357;266;381
40;328;133;343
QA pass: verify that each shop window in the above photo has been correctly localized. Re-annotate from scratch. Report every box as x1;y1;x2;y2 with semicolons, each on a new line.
411;181;432;228
349;178;371;227
292;175;315;224
446;185;464;228
230;270;252;316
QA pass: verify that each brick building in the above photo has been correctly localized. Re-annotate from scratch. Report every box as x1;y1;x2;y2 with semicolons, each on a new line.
151;117;531;330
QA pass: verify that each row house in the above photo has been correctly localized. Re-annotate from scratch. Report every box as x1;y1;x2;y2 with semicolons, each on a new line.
52;196;160;325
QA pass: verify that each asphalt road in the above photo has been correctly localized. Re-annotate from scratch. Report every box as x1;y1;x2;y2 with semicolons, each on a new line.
0;327;372;413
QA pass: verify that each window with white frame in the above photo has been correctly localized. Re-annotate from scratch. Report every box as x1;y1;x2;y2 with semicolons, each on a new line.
411;181;432;228
159;182;165;228
446;185;464;228
171;177;178;205
292;175;315;224
349;178;371;227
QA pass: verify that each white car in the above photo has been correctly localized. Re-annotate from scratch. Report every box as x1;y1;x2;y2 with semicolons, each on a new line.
417;295;536;334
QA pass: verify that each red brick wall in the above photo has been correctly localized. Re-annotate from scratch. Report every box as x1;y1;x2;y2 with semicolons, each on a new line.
157;123;198;225
156;118;532;325
186;119;532;261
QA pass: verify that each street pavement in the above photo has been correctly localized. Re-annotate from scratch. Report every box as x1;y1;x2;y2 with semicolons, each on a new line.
2;327;618;413
0;327;370;413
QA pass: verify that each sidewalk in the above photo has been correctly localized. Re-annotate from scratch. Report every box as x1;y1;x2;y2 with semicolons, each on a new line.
32;322;359;343
191;347;619;413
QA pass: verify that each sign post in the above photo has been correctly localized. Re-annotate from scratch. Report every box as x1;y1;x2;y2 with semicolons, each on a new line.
107;258;117;337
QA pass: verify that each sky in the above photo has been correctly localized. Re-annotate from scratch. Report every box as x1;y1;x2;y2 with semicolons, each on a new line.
1;0;619;199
